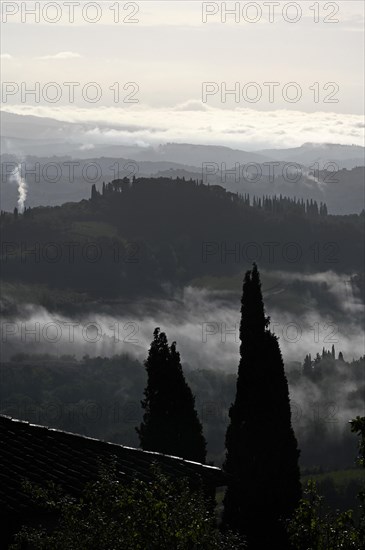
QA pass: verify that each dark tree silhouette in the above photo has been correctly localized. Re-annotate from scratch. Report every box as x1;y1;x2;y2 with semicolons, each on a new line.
137;328;206;463
303;353;312;377
222;264;301;549
91;184;100;201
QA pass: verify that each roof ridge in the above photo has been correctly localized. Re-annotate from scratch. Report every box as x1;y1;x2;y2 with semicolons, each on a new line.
0;414;220;471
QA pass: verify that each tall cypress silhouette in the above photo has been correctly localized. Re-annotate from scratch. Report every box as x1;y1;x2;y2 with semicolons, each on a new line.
222;264;301;549
137;328;206;463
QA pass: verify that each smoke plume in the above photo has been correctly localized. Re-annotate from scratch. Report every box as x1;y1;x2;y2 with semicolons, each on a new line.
10;163;28;214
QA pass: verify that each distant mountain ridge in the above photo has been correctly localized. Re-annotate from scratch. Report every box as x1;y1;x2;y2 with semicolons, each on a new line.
1;111;364;214
1;111;364;167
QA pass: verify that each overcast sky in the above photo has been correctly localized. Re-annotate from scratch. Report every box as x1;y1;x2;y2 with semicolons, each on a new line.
1;1;364;149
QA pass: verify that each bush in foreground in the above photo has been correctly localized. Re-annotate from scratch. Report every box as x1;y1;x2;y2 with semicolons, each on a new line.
10;462;245;550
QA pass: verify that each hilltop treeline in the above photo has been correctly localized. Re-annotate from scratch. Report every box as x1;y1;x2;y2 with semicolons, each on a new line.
96;177;329;217
0;177;363;302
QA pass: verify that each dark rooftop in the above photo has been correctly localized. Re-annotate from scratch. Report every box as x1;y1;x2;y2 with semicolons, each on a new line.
0;415;226;514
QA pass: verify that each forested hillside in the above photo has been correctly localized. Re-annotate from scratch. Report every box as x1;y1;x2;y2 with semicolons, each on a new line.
1;177;363;306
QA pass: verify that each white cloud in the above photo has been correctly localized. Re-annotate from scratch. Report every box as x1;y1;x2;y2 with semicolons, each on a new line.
36;51;82;60
173;101;211;112
79;143;95;151
2;103;364;151
0;54;12;60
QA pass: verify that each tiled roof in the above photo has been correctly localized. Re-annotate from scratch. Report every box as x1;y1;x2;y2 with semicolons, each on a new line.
0;415;226;514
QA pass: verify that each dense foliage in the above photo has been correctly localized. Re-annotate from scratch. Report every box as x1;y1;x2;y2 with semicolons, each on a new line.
9;464;246;550
288;480;362;549
288;418;365;549
137;328;206;462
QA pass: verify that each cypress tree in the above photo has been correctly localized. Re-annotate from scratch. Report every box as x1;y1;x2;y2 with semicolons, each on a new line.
303;353;312;377
91;184;98;201
222;264;301;549
137;328;206;463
